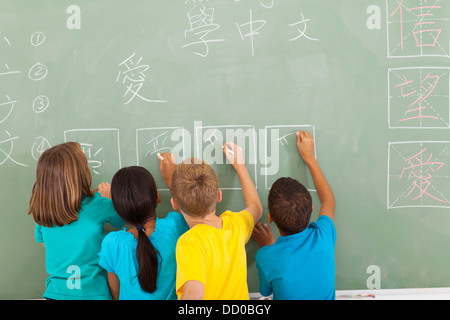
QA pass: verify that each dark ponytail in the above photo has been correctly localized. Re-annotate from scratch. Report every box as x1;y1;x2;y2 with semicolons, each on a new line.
111;166;159;293
136;227;159;292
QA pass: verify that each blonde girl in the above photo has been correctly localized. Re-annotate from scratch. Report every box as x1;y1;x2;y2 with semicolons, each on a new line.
28;142;124;300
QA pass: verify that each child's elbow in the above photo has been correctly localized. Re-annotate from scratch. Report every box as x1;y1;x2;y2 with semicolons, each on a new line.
254;202;263;221
257;203;263;217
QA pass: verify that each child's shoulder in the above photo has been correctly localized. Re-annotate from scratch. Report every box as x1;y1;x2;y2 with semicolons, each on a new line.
82;191;110;207
309;215;336;232
157;211;189;234
220;209;253;223
102;228;130;244
220;209;254;231
176;226;201;249
160;211;184;224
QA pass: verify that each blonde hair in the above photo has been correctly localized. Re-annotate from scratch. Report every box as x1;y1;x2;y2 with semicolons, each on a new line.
170;158;219;217
28;142;95;227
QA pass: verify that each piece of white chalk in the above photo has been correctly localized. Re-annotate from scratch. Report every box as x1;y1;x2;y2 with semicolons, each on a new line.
222;145;234;155
157;153;163;160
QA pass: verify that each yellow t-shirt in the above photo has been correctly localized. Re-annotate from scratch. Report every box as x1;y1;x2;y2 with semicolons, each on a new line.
175;210;254;300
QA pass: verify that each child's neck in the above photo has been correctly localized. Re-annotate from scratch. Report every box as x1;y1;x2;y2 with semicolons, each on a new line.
182;210;223;230
128;218;156;238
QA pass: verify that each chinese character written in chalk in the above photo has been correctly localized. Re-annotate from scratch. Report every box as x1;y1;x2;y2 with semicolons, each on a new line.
116;53;167;105
182;5;225;57
399;148;446;203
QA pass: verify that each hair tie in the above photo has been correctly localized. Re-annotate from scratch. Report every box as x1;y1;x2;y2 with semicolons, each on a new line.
136;225;145;232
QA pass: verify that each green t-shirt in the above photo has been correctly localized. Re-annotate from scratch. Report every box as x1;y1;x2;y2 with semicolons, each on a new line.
35;192;124;300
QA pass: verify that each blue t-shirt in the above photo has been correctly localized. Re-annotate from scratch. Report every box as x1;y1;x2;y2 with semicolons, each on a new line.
34;192;125;300
255;215;336;300
98;211;189;300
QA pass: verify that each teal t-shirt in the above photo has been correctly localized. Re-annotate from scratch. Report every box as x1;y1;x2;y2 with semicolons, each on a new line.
34;192;124;300
255;215;336;300
98;211;189;300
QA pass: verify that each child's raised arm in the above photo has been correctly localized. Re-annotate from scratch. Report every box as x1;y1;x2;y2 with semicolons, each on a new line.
158;152;177;189
223;142;262;225
296;130;335;222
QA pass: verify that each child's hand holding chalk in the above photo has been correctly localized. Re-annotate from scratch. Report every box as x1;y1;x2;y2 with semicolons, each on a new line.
158;152;177;188
222;144;234;156
223;142;244;167
296;130;315;165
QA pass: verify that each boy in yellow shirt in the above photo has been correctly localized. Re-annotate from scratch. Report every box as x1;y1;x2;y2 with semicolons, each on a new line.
166;142;262;300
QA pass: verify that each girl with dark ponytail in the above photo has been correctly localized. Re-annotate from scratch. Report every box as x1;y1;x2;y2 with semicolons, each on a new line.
111;166;159;293
99;163;189;299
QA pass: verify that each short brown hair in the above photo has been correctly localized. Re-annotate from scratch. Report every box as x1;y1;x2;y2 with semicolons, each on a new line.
268;177;312;235
170;158;219;217
28;142;95;227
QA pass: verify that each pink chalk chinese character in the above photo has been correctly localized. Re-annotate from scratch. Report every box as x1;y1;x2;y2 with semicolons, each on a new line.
390;0;443;50
399;148;445;203
396;72;440;122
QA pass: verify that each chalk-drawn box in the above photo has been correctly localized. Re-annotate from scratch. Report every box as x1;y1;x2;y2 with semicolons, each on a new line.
194;124;258;190
388;67;450;129
136;127;187;191
386;0;450;58
388;141;450;209
263;125;316;192
64;128;122;181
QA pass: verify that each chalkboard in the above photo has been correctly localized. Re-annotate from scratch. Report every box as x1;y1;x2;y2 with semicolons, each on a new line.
1;0;449;299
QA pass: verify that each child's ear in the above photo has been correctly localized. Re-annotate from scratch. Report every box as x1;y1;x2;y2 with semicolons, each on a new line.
170;197;179;210
217;189;222;203
268;212;273;224
156;191;161;204
311;205;314;213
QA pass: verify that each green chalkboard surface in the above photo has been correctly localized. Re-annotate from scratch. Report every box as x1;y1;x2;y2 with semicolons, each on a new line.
1;0;450;299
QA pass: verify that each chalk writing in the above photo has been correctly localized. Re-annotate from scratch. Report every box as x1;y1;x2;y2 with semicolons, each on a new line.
259;0;274;9
181;2;322;57
388;141;450;209
195;123;258;190
264;125;316;191
117;53;167;105
182;5;225;57
0;95;16;124
387;1;450;211
288;12;320;42
236;10;266;57
31;137;51;161
0;64;20;77
399;147;445;203
64;129;121;178
80;143;103;175
388;67;450;128
32;95;50;114
137;127;187;162
0;131;28;167
136;127;187;190
387;0;449;58
28;62;48;81
30;32;46;47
